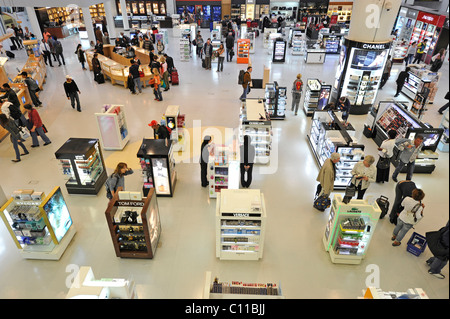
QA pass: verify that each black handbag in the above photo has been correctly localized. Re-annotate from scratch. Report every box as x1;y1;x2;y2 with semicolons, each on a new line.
377;156;390;169
343;180;356;204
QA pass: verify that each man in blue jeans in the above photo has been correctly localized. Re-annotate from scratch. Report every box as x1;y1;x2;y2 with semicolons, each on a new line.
392;135;424;182
239;66;252;101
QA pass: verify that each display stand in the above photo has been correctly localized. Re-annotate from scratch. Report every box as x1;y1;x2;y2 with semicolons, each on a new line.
392;40;408;63
322;33;343;54
216;189;266;261
55;138;107;195
263;28;277;49
361;287;428;299
0;186;76;260
137;139;176;197
305;48;326;63
105;189;161;259
164;105;186;152
66;266;137;299
401;65;440;104
203;271;284;299
95;104;129;151
307;110;365;190
272;38;287;63
245;30;255;54
267;33;281;55
437;110;449;152
208;144;240;199
291;31;306;56
303;78;321;116
179;38;190;62
237;39;250;64
323;194;381;265
264;81;286;120
240;99;272;165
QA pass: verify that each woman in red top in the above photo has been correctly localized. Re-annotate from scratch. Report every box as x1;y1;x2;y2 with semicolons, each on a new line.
23;104;51;147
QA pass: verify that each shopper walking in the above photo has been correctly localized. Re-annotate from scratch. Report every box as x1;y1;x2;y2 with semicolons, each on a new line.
160;56;170;91
426;221;449;279
404;42;417;66
20;72;42;107
438;91;449;114
195;31;204;57
129;60;142;94
203;38;213;70
240;135;256;188
1;83;26;126
394;67;410;97
389;180;417;224
216;43;225;72
75;44;87;70
392;188;425;246
23;104;51;147
391;134;424;182
152;68;163;101
53;36;65;66
337;96;351;125
376;129;397;183
430;48;445;72
291;74;303;115
63;75;82;112
379;55;392;89
47;34;58;62
200;135;212;187
226;32;234;62
349;155;376;200
412;39;427;64
40;39;53;67
0;113;29;162
105;162;134;200
239;66;252;101
316;152;340;197
163;53;175;74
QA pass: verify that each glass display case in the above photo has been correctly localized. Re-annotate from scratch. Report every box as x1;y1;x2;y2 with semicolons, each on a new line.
55;138;107;195
323;194;381;265
264;82;286;120
437;110;449;152
105;188;161;259
0;187;76;260
137;139;177;197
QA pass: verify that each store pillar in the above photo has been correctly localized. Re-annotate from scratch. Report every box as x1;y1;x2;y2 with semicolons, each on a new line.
81;7;96;43
119;0;130;31
103;0;117;39
25;7;43;40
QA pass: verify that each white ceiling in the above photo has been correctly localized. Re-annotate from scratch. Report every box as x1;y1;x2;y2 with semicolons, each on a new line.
4;0;109;8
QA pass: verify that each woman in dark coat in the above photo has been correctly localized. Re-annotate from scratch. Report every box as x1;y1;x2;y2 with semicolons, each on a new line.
240;135;256;188
200;136;212;187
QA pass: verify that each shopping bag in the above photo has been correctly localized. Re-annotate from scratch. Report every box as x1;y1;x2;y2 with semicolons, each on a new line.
161;79;166;89
42;124;48;133
342;181;356;204
18;126;30;140
376;156;390;169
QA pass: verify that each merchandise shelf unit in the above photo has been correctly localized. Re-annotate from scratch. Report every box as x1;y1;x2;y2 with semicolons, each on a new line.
0;186;76;260
361;287;428;299
164;105;186;152
291;31;306;56
137;139;177;197
323;194;381;265
303;78;322;116
179;37;190;62
95;104;129;151
401;65;441;104
55;138;107;195
216;189;266;261
208;144;240;199
66;266;137;299
307;110;365;190
437;110;449;152
203;271;284;299
239;99;272;165
245;30;256;54
105;188;161;259
273;38;287;63
237;39;251;64
264;81;286;120
267;32;281;55
263;28;277;49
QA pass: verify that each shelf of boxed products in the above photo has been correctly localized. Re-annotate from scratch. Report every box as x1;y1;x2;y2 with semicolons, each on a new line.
263;28;277;49
303;78;322;116
179;38;190;62
402;65;441;104
74;151;104;186
203;271;284;299
392;42;408;62
237;39;251;64
345;74;379;106
264;82;286;120
208;145;239;199
216;189;266;261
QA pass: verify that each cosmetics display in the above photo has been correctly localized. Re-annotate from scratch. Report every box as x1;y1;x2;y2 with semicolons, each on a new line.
0;187;76;260
264;82;286;120
237;39;250;64
437;111;449;152
303;78;322;116
323;195;381;265
105;189;161;259
401;65;441;104
164;105;186;151
263;28;277;49
208;145;240;199
95;104;129;151
216;189;266;261
55;138;107;195
273;38;287;63
291;30;306;56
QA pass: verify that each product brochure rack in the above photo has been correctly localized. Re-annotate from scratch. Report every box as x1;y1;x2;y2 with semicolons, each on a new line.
164;105;186;152
264;81;286;120
303;78;322;116
240;99;272;165
55;138;107;195
203;271;284;299
105;188;161;259
208;144;240;199
237;39;250;64
323;194;381;265
368;101;443;174
216;189;266;261
66;266;137;299
0;186;76;260
137;138;177;197
95;104;129;151
179;37;190;61
307;110;365;190
361;287;428;299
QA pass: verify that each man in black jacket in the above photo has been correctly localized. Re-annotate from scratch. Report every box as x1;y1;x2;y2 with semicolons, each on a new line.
63;75;81;112
389;180;417;224
149;120;170;140
21;72;42;107
129;60;142;94
163;54;175;73
203;38;213;70
225;32;234;62
395;67;410;97
426;221;449;279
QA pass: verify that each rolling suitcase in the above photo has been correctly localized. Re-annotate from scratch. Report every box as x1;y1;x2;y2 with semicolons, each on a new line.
171;68;179;85
95;72;105;84
376;195;390;219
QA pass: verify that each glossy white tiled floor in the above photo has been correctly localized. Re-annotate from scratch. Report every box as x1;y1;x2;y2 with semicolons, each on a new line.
0;29;448;299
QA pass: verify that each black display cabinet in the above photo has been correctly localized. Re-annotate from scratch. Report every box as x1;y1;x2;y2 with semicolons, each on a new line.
137;139;177;197
55;138;107;195
272;38;287;63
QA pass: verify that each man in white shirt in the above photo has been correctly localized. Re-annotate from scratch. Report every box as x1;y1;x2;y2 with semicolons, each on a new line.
6;26;23;49
40;39;53;67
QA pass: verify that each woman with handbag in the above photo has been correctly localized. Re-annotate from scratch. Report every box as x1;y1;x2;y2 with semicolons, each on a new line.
392;189;425;246
0;113;29;162
349;155;376;200
376;130;397;183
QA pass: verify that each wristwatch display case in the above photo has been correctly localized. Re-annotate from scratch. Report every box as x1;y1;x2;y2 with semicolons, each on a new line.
55;138;107;195
105;188;161;259
137;139;177;197
0;186;76;260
